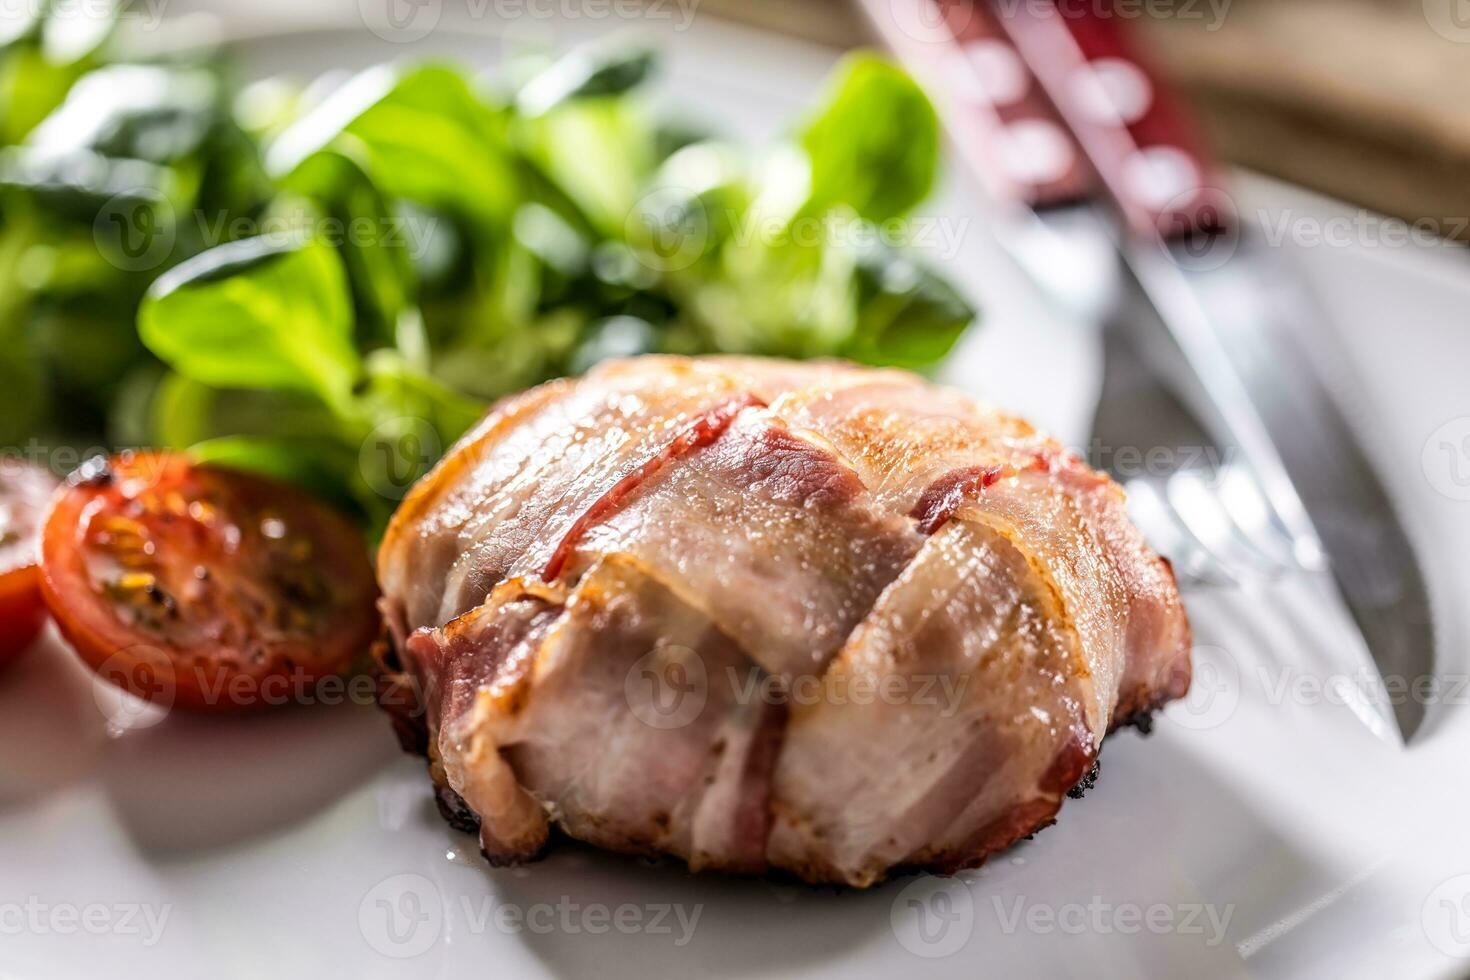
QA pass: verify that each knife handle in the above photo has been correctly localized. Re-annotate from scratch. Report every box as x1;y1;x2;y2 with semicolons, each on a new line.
859;0;1093;209
986;0;1229;240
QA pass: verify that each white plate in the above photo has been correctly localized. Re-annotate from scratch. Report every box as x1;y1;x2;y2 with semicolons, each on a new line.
3;9;1469;979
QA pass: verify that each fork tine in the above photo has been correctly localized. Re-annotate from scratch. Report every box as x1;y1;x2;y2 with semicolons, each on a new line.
1124;477;1237;587
1165;469;1288;582
1214;465;1323;573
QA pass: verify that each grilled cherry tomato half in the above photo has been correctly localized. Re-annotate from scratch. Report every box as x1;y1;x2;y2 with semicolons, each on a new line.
40;452;380;711
0;459;60;668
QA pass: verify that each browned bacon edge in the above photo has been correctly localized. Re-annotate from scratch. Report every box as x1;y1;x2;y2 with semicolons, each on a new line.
907;447;1089;535
920;729;1094;877
908;465;1002;535
539;393;767;582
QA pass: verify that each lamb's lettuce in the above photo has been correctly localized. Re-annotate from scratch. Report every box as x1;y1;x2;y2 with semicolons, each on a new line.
1;38;978;535
798;53;939;225
140;234;360;409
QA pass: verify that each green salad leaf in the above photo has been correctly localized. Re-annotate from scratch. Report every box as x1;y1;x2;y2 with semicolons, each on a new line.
516;44;656;117
0;0;117;146
280;146;417;348
846;237;974;369
1;38;979;535
798;53;939;225
139;233;360;408
269;64;517;235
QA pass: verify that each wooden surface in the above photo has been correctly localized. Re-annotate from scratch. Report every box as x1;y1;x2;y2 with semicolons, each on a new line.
1135;0;1470;242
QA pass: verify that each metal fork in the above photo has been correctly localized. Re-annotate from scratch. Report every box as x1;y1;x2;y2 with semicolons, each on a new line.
1090;298;1327;589
1122;466;1322;588
1090;282;1406;743
999;203;1402;743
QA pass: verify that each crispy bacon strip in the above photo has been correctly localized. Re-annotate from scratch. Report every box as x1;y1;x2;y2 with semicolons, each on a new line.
375;356;1192;886
539;393;766;582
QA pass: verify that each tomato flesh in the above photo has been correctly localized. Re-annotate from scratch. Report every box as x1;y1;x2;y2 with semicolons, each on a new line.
40;452;380;711
0;459;60;667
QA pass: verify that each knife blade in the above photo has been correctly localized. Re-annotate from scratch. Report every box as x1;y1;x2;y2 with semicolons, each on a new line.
857;0;1424;741
989;0;1437;739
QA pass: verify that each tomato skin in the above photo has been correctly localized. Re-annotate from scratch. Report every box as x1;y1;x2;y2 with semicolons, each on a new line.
0;565;47;666
0;459;60;669
40;452;381;712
